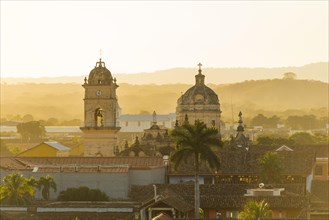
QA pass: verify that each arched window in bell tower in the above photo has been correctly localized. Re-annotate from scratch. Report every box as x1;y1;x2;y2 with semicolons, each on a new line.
94;108;104;127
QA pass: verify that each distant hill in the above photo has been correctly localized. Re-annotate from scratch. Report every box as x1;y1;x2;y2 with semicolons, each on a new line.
1;79;328;122
1;62;328;84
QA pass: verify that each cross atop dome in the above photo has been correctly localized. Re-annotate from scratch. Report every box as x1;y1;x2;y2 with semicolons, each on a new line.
195;62;205;85
198;62;203;74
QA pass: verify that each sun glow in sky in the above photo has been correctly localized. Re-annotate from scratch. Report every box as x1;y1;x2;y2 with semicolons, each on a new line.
1;1;328;78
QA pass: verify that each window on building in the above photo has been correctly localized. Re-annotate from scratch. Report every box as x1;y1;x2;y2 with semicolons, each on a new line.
138;121;141;127
315;165;323;176
125;122;129;127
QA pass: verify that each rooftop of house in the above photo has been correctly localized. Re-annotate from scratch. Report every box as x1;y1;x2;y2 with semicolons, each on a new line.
16;141;71;157
130;184;308;209
0;156;165;172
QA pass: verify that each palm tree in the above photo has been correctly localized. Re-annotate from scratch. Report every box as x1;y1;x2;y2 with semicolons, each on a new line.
258;151;282;184
171;120;221;218
37;175;57;200
238;199;272;220
0;173;35;205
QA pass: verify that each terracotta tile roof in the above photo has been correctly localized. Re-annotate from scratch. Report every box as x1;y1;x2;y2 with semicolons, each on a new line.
0;157;28;170
35;165;129;173
15;156;164;168
160;196;194;213
42;201;138;208
169;147;315;176
1;156;164;172
135;186;194;213
130;184;308;209
311;180;329;203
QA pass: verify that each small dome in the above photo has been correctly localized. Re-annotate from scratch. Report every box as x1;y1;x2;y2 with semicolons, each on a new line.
150;124;160;130
88;59;113;85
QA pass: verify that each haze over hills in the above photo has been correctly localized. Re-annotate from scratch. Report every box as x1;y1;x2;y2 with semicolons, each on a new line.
1;62;328;84
1;79;328;122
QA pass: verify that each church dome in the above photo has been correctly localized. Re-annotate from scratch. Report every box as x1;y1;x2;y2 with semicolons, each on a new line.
178;84;219;105
88;59;113;85
177;63;219;105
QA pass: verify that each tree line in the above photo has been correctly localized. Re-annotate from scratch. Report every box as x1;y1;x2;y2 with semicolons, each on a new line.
249;113;328;130
1;114;82;126
256;132;328;146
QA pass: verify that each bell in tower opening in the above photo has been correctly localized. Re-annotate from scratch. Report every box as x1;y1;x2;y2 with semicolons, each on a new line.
80;58;121;157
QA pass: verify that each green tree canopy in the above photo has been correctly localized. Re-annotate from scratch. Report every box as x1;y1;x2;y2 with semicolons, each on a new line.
282;72;297;80
251;114;280;128
57;186;109;201
0;173;35;205
22;114;34;122
16;121;46;142
258;151;282;184
238;199;272;220
0;140;13;156
285;114;320;130
289;132;315;145
256;134;293;147
170;120;221;218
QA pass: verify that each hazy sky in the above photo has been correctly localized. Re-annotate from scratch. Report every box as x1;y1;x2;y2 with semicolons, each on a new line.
1;1;328;78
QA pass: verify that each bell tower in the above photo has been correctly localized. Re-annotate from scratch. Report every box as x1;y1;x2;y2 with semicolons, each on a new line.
80;58;120;156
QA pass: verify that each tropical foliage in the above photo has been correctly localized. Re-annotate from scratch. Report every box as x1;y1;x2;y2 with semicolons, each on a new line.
57;186;109;201
171;120;221;218
238;199;272;220
0;173;35;205
37;175;57;200
0;173;57;205
258;151;282;184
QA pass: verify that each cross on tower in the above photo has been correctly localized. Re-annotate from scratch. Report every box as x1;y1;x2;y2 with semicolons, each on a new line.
198;62;202;71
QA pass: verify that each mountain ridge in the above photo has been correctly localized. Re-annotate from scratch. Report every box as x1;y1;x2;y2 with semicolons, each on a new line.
1;62;328;85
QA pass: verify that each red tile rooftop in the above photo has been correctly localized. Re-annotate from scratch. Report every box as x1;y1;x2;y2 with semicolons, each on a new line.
0;156;165;171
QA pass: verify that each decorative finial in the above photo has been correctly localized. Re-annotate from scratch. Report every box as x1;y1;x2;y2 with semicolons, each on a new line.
237;111;244;132
96;58;105;68
198;62;202;70
152;111;157;125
